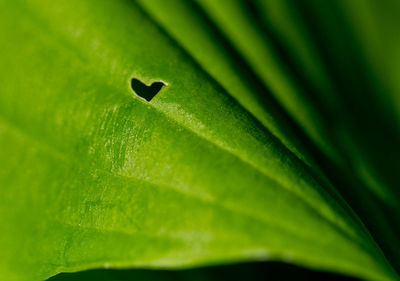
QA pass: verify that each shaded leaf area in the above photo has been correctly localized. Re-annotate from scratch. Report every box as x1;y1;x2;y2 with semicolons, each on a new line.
48;262;359;281
0;0;399;281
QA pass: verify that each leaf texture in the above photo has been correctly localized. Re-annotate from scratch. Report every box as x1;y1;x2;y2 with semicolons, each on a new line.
0;1;399;281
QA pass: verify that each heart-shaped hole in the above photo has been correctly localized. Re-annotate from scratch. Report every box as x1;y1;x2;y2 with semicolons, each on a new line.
130;78;166;102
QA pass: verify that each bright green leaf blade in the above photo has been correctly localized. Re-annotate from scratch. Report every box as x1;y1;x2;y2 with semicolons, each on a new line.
0;1;397;281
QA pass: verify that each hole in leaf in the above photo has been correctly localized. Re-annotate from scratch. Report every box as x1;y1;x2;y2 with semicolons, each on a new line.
130;78;166;102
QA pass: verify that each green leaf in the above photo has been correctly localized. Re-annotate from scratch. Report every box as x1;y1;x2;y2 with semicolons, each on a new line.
0;1;398;281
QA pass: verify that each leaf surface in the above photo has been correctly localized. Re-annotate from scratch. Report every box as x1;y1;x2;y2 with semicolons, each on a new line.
0;1;398;281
